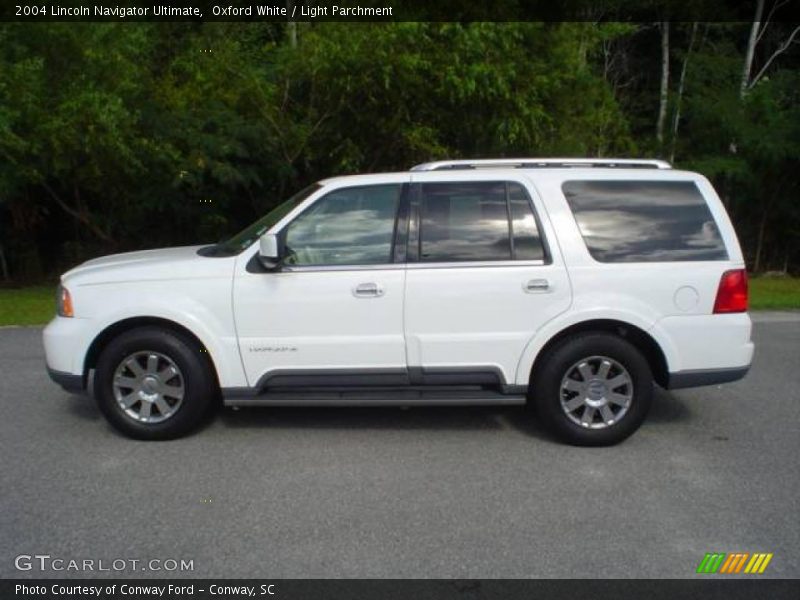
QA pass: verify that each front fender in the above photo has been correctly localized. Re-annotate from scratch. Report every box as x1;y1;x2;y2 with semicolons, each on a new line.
72;280;248;388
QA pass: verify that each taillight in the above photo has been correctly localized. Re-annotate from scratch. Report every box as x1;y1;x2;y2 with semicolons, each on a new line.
713;269;748;313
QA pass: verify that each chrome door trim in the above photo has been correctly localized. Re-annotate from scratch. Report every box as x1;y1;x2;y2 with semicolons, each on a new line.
280;263;406;273
405;260;546;270
278;260;547;273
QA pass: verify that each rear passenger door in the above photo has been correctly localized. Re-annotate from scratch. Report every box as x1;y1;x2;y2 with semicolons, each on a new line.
403;175;571;389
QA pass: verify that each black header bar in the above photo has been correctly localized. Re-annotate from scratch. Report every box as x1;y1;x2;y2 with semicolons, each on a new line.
3;0;800;23
3;579;799;600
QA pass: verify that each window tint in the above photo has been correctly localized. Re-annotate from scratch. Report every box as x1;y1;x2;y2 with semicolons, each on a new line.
419;182;510;262
418;181;546;263
509;183;545;260
562;180;728;262
284;184;401;266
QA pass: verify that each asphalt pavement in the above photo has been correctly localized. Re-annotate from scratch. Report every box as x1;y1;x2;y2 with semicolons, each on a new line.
1;313;798;579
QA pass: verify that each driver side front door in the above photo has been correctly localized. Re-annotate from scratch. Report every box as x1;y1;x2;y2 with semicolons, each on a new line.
233;181;410;390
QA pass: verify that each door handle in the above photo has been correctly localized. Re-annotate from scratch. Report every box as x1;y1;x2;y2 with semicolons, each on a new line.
524;279;550;293
353;282;384;298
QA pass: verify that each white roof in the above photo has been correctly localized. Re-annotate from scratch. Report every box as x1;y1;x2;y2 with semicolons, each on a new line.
316;158;695;187
411;158;672;171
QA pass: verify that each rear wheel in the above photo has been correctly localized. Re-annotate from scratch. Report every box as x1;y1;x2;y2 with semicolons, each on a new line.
94;327;216;440
532;333;653;446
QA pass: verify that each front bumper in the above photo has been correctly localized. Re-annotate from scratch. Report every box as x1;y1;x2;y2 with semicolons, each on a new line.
46;366;85;393
43;315;93;393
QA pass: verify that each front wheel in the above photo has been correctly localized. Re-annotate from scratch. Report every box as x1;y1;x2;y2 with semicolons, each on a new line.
94;327;216;440
532;333;653;446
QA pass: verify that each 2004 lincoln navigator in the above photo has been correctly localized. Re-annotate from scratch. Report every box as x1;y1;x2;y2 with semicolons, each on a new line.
44;158;753;445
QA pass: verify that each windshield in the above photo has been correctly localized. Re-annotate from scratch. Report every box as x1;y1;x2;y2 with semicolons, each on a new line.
209;183;322;256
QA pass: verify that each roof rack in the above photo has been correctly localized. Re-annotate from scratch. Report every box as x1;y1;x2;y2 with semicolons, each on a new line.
410;158;672;171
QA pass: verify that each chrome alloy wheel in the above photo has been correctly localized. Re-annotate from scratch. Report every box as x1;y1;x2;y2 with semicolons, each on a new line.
112;351;185;423
559;355;633;429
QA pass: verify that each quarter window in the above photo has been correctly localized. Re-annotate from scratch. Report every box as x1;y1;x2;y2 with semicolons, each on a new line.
418;181;545;262
562;180;728;263
509;183;546;261
283;184;401;266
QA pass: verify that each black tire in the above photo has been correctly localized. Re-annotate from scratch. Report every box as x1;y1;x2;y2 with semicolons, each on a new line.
531;333;653;446
94;326;216;440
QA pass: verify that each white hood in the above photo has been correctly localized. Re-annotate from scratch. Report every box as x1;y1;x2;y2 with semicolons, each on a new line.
62;245;235;286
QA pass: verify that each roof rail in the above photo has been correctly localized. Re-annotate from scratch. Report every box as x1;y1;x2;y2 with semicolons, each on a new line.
410;158;672;171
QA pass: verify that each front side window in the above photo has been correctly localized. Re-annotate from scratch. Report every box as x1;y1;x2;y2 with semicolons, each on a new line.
562;180;728;263
418;181;545;262
283;184;401;266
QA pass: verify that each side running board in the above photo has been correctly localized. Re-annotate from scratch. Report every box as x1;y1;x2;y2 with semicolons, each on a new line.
223;388;527;408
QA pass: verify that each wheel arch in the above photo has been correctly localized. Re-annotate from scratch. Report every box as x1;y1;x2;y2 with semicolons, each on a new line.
527;319;670;389
84;317;221;389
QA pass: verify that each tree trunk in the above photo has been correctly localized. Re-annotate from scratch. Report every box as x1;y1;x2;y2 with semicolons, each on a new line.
740;0;764;98
656;22;670;152
748;24;800;91
669;22;698;163
286;1;297;48
0;245;9;281
40;181;114;244
753;206;769;273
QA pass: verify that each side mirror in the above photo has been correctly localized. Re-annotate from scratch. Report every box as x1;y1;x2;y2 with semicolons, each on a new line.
258;233;281;270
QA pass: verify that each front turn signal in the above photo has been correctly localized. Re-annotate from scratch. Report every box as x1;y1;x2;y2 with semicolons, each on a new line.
57;285;74;318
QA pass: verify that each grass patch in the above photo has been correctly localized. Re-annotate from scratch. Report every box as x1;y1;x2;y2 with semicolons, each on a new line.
749;276;800;310
0;276;798;327
0;286;56;326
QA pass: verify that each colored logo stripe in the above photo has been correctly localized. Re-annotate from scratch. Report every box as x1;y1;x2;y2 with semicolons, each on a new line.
744;553;773;574
697;552;773;574
697;553;726;573
719;553;749;573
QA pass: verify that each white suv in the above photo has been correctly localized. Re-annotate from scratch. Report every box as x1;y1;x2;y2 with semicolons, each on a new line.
44;158;753;445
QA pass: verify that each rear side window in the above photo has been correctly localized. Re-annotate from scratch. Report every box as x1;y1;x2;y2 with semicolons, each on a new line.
418;181;545;262
562;180;728;262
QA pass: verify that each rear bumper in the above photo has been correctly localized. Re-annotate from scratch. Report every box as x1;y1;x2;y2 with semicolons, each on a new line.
666;365;750;390
653;312;754;371
46;366;85;394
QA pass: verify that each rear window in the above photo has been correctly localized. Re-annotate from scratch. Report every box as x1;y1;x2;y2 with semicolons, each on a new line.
562;180;728;262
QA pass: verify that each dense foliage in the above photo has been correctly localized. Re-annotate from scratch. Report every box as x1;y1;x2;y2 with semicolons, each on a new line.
0;19;798;280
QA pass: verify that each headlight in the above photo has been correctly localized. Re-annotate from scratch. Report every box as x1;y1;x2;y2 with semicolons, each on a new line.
56;284;74;318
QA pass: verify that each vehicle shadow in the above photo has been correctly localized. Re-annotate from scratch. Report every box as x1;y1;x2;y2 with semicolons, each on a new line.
217;403;555;439
63;392;103;422
60;386;689;439
648;386;692;423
